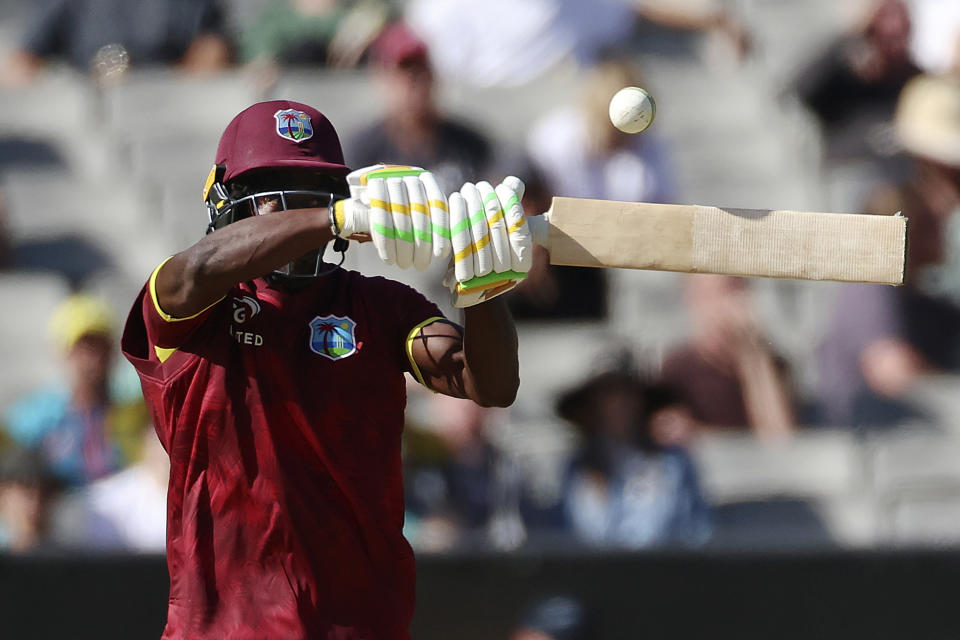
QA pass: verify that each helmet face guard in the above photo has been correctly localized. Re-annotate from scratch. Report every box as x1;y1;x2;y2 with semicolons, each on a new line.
205;186;347;280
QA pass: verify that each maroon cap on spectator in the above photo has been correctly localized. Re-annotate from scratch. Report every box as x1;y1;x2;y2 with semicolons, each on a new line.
215;100;350;183
371;22;430;69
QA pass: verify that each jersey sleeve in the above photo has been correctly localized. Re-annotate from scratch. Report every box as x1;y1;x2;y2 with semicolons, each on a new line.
121;259;227;376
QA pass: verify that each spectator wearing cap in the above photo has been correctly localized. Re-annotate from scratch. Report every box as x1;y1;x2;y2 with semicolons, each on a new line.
347;22;494;196
818;74;960;428
557;363;711;549
2;295;147;486
346;22;495;311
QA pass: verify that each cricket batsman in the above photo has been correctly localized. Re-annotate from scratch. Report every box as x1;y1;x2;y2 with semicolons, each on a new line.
121;100;532;639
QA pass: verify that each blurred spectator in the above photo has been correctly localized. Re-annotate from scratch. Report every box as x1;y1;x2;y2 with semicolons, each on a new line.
632;0;751;59
0;448;58;552
1;0;231;86
657;275;796;440
345;22;495;314
404;0;748;88
505;165;606;320
2;294;147;487
526;54;676;204
405;0;634;88
792;0;921;160
510;595;592;640
347;22;494;194
55;427;168;551
517;54;676;321
909;0;960;74
404;394;512;551
556;361;711;549
240;0;389;68
818;74;960;428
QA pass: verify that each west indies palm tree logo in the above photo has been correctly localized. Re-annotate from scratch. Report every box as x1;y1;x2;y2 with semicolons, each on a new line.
309;314;357;360
274;109;314;143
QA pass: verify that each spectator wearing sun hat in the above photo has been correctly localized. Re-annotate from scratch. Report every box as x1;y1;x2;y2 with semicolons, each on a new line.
817;73;960;428
556;359;711;549
1;295;147;486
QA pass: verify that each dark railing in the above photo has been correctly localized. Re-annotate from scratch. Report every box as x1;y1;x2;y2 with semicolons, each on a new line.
2;548;959;640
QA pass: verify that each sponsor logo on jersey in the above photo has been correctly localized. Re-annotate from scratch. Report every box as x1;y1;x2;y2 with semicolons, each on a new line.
274;109;314;143
232;296;261;324
309;314;357;360
230;326;263;346
230;295;263;346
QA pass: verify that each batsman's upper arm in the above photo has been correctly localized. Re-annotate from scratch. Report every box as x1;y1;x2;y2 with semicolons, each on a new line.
151;257;221;322
406;318;469;398
145;257;225;354
152;250;229;322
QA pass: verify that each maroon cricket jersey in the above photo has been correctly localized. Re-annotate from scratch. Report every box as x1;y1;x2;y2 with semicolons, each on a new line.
121;265;444;640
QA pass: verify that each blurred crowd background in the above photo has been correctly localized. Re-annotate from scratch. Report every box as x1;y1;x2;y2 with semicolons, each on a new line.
2;0;960;593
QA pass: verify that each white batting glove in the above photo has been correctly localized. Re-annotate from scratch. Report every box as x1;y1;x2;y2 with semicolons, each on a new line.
444;177;532;308
332;164;451;269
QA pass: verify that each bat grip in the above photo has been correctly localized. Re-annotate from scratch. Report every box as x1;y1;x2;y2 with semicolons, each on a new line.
527;214;549;248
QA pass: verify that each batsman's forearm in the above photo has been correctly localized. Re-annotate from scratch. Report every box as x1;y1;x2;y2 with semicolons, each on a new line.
461;298;520;407
156;208;334;317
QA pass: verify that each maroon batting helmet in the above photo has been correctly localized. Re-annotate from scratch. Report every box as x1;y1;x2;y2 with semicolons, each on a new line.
203;100;352;280
215;100;350;182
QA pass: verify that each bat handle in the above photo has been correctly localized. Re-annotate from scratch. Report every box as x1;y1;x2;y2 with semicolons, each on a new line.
527;214;550;248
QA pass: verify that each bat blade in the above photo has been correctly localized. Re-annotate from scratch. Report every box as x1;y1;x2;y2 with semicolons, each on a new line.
530;197;907;285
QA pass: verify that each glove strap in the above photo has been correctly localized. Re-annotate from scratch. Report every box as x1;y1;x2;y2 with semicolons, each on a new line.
330;199;346;237
457;270;527;293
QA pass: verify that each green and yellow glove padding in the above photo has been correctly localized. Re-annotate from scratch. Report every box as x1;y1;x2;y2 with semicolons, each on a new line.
337;164;451;269
446;177;532;308
337;166;532;307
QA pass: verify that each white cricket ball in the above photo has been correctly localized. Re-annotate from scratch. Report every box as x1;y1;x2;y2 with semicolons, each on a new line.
608;86;656;134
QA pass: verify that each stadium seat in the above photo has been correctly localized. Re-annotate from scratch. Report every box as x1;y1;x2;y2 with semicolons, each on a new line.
883;493;960;545
0;71;96;136
101;71;256;138
691;429;862;503
0;272;70;410
514;321;629;416
868;431;960;543
870;431;960;495
691;430;869;546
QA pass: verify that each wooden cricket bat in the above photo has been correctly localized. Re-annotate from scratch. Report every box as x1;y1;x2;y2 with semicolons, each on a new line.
525;198;908;285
